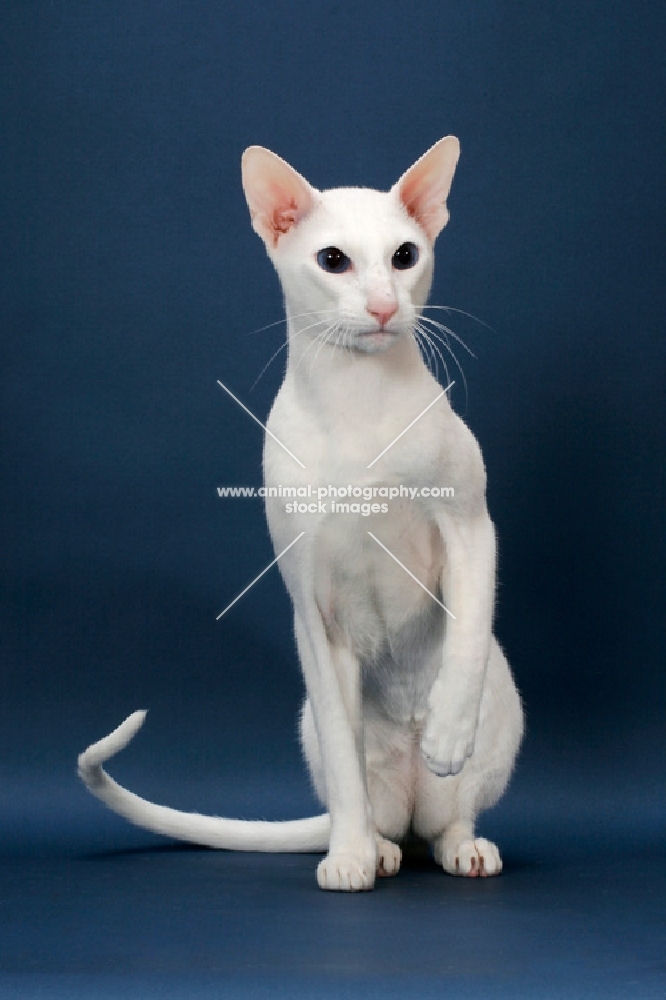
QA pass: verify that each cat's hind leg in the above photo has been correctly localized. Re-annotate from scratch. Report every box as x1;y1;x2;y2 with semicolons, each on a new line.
375;835;402;877
414;637;523;878
364;711;420;877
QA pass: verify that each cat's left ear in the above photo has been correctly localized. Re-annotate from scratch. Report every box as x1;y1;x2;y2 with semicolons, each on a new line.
392;136;460;242
241;146;318;249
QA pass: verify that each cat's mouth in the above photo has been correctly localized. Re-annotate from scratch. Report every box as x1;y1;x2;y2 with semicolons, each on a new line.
353;328;401;354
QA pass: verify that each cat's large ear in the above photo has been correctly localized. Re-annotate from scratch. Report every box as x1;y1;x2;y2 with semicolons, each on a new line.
241;146;318;249
392;136;460;242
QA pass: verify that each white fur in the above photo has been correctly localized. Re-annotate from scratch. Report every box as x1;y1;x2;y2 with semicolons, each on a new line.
78;138;523;891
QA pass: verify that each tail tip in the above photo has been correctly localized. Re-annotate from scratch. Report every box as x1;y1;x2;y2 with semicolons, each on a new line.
78;709;149;778
127;709;149;730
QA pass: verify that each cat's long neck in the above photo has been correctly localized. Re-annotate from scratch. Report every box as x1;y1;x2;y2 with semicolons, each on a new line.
284;314;430;431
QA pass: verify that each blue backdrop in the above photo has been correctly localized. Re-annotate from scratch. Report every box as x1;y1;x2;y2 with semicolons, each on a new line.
1;2;664;996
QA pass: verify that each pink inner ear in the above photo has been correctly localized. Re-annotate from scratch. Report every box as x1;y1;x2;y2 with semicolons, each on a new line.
395;137;460;242
401;171;434;222
254;178;306;248
242;146;316;249
268;193;300;246
399;164;449;242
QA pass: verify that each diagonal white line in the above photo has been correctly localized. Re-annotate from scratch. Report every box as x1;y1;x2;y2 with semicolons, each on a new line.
217;379;306;469
366;381;454;469
367;531;456;619
216;532;305;620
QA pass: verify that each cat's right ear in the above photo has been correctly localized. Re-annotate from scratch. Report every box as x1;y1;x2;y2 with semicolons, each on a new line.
241;147;318;249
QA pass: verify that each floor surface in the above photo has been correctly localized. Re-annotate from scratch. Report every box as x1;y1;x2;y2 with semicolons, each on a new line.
1;775;664;999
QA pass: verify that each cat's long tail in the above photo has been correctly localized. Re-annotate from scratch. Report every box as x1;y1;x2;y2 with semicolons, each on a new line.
77;711;330;852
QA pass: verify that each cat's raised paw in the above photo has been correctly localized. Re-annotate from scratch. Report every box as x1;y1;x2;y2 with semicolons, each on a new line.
420;731;473;777
317;852;376;892
376;836;401;877
437;836;503;877
420;700;477;777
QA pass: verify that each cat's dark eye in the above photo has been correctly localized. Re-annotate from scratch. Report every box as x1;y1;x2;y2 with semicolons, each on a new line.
317;247;351;274
392;242;419;270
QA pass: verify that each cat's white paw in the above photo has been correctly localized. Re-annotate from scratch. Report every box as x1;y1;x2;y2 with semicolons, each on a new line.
420;723;475;777
437;837;503;877
421;666;484;776
420;682;479;776
376;836;401;877
317;851;377;891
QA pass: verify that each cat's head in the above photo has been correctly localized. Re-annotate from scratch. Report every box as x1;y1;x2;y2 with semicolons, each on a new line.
241;138;459;355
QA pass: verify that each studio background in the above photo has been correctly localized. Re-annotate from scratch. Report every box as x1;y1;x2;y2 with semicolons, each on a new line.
1;2;664;997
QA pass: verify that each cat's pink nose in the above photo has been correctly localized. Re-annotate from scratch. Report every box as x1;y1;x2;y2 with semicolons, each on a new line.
367;304;398;328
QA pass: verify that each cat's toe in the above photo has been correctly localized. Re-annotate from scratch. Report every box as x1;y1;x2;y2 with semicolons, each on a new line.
440;837;503;878
317;852;376;892
376;836;401;877
473;838;502;876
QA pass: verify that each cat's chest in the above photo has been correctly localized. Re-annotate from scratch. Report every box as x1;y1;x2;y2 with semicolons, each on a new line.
264;380;485;508
265;372;468;491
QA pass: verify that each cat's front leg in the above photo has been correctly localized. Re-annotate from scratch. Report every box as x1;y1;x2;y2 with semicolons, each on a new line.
420;511;496;777
420;657;486;776
293;609;377;891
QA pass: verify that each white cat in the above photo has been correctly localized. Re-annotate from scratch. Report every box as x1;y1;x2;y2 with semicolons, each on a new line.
78;137;523;892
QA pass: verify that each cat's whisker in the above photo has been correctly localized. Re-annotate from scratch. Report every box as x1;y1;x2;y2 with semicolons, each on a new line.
415;323;451;386
251;316;335;389
424;329;445;382
329;323;344;350
416;319;468;405
291;318;341;383
307;321;341;387
416;327;442;382
326;323;351;375
245;309;338;337
325;320;350;360
245;316;288;337
417;314;476;359
421;304;495;333
340;321;357;358
311;319;354;371
290;315;341;346
413;330;429;374
323;321;349;370
250;339;290;391
413;327;438;380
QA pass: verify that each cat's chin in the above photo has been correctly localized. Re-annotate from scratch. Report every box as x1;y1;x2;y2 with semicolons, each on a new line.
352;330;401;354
